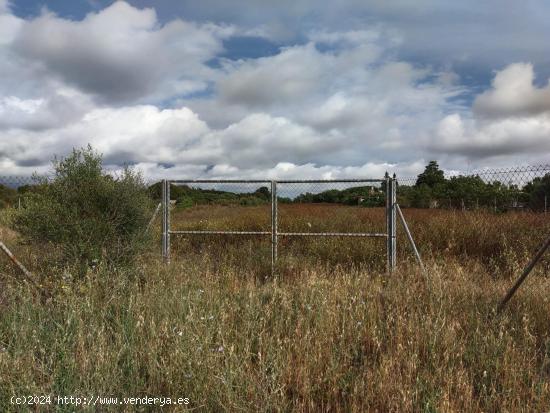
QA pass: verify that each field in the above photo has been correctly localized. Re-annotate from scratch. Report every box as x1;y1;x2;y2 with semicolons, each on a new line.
1;205;550;412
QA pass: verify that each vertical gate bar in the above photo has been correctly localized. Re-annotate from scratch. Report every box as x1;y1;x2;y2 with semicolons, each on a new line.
161;179;167;261
166;180;171;264
390;178;397;271
271;180;278;276
386;177;397;273
386;176;391;273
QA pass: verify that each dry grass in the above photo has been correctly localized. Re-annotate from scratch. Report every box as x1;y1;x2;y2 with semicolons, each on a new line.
0;206;549;412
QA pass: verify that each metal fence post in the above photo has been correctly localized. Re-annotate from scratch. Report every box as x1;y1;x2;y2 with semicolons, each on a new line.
271;180;278;275
162;179;170;263
386;177;397;272
396;204;423;270
162;179;166;261
498;235;550;312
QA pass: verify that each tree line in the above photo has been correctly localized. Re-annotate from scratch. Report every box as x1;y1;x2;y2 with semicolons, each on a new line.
397;161;549;211
1;160;548;211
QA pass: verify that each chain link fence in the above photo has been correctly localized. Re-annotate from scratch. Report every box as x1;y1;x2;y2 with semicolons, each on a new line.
0;175;46;188
396;164;550;212
159;179;396;274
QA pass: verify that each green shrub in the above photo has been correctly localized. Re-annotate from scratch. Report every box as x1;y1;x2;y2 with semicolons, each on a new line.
13;146;153;272
0;184;17;209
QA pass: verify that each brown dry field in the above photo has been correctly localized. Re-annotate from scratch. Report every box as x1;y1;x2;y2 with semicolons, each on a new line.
0;205;549;412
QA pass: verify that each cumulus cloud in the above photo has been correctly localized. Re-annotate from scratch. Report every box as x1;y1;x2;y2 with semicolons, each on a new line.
0;91;93;131
0;105;344;169
429;63;550;161
433;112;550;159
11;1;234;103
132;159;425;183
474;63;550;118
146;0;550;76
217;31;392;110
0;1;548;180
0;101;424;179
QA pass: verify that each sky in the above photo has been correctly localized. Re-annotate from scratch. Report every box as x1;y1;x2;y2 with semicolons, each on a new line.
0;0;549;180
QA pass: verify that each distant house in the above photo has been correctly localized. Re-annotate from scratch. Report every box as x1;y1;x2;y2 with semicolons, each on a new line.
507;200;526;211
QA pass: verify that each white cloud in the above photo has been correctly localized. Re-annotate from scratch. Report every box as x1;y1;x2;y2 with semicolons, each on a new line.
474;63;550;118
0;2;548;181
429;63;550;161
433;112;550;158
11;1;234;103
218;43;331;107
0;100;425;179
0;3;21;45
0;90;93;130
132;160;424;183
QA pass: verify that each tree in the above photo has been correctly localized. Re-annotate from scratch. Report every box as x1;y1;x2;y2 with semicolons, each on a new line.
524;174;550;211
254;186;270;199
416;161;445;188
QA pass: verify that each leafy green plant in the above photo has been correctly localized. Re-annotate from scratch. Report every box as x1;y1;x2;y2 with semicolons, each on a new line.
0;184;17;209
13;146;153;272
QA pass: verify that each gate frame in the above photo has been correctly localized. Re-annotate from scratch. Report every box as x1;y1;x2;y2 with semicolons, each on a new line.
161;177;397;273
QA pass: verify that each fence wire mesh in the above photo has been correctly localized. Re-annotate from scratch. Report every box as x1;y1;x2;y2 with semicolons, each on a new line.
168;181;272;233
0;175;47;188
276;180;386;235
158;179;393;273
397;163;550;212
275;180;390;272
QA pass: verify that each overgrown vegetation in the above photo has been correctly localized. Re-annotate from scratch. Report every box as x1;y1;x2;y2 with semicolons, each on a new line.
0;152;549;411
0;204;549;411
0;185;17;210
12;146;152;272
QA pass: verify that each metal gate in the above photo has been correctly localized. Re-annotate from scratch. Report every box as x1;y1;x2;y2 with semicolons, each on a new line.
161;178;397;273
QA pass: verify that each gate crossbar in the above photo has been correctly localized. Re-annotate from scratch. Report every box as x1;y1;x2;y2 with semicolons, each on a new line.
161;178;397;273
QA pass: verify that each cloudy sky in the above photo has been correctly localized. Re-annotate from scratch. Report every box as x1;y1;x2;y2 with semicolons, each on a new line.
1;0;549;180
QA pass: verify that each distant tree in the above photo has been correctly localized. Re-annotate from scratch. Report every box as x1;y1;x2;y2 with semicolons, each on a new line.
524;174;550;211
148;182;188;201
410;184;433;208
416;161;446;188
254;186;270;199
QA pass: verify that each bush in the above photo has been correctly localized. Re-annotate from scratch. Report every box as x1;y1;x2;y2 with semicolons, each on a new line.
526;174;550;211
13;146;153;272
0;184;17;209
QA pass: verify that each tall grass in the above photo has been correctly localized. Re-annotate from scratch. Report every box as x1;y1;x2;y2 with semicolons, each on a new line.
0;206;549;411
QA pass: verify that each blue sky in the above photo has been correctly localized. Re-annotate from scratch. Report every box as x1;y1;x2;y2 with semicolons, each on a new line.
0;0;549;179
